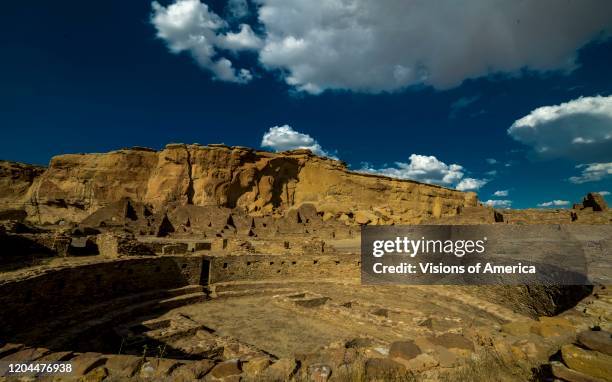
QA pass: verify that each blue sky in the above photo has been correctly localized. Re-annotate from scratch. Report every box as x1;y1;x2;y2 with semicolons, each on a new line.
1;0;611;208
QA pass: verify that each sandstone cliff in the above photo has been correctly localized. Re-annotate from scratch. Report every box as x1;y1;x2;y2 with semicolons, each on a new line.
0;160;46;219
0;144;477;224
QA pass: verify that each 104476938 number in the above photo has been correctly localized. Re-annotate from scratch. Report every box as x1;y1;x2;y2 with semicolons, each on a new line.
3;362;73;375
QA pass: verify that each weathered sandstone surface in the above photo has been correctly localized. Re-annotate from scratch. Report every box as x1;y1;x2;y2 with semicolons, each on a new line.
0;160;45;220
0;144;476;224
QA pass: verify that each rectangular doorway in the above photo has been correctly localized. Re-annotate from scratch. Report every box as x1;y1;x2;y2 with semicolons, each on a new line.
200;259;210;285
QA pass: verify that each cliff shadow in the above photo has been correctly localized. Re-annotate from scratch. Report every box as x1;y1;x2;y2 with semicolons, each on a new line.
0;256;207;353
225;157;300;209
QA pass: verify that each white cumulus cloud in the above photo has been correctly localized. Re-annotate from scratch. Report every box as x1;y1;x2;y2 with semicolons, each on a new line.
261;124;336;159
360;154;487;191
360;155;463;185
493;190;509;197
153;0;612;93
484;199;512;208
508;96;612;162
456;178;489;191
151;0;262;83
217;24;263;51
598;191;610;196
569;162;612;183
255;0;612;93
537;200;570;207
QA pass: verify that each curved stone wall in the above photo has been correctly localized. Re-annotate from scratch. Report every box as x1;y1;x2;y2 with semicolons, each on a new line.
0;256;204;337
0;252;361;339
0;250;593;345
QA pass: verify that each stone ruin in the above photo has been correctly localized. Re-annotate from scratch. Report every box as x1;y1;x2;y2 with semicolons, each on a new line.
0;147;610;381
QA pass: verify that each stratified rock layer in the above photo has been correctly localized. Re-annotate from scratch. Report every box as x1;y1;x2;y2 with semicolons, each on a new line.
1;144;475;224
0;161;45;215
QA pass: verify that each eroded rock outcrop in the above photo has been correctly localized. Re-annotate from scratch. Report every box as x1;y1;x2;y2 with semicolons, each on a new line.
576;192;609;212
1;144;476;224
0;160;46;220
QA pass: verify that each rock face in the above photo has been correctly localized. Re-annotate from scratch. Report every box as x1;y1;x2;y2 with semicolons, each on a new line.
0;161;45;213
583;192;608;212
561;344;612;381
577;330;612;356
0;144;476;224
573;192;609;212
389;340;422;363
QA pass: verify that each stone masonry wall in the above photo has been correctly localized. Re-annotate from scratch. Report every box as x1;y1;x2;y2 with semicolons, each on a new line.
207;253;360;284
0;256;203;337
